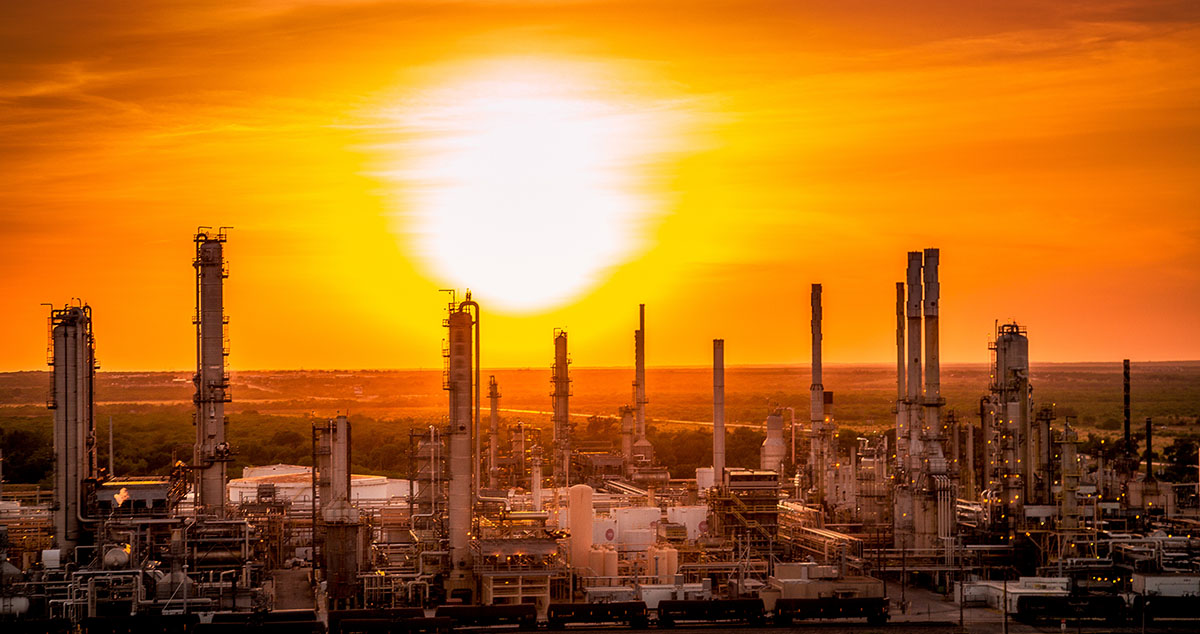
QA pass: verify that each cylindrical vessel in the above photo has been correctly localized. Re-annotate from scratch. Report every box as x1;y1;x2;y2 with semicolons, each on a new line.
760;411;786;472
447;309;474;571
568;484;594;569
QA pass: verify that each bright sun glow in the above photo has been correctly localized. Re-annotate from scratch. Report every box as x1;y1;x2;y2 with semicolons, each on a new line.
377;60;676;312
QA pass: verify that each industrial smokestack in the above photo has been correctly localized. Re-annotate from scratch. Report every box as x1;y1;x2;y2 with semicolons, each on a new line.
49;304;96;554
923;249;940;422
552;330;571;487
620;406;634;471
634;305;647;440
905;252;923;478
810;284;824;433
193;229;232;517
631;305;654;465
895;282;907;463
810;284;826;506
1145;416;1154;481
713;339;725;480
1123;359;1131;464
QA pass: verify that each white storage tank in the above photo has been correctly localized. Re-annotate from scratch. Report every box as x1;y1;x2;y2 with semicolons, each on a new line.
695;467;715;491
569;484;595;570
604;548;619;577
666;506;708;541
614;506;661;537
620;528;655;553
594;517;618;546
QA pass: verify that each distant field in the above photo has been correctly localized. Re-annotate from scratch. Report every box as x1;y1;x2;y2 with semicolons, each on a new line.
2;363;1197;483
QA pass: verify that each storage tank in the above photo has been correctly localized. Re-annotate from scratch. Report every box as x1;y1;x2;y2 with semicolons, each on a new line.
594;517;618;546
695;467;714;491
620;529;655;553
666;506;708;541
604;548;619;577
614;506;661;537
587;547;606;576
760;409;787;472
569;484;594;569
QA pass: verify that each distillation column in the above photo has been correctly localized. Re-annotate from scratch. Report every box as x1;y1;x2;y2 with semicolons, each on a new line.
552;330;572;486
321;415;361;609
445;297;477;584
713;339;725;482
49;305;97;556
193;229;231;517
1059;422;1080;531
986;323;1032;529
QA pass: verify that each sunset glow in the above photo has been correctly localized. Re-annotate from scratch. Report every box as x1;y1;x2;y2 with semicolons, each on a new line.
375;61;679;311
1;2;1197;370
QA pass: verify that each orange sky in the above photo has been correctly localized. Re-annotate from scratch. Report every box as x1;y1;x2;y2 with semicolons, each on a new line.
2;1;1198;371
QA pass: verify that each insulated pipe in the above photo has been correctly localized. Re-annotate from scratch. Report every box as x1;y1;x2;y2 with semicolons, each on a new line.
713;339;725;480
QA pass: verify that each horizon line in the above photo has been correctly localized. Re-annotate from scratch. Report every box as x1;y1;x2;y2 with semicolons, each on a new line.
3;359;1198;374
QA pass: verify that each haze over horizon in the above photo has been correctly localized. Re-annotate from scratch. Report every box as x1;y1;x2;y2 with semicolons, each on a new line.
3;1;1198;371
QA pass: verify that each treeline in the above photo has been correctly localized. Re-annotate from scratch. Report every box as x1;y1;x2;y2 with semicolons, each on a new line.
4;405;1197;487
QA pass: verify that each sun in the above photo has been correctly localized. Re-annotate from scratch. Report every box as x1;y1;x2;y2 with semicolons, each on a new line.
375;59;677;312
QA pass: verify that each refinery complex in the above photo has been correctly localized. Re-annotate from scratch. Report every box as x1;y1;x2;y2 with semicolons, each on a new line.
2;228;1198;633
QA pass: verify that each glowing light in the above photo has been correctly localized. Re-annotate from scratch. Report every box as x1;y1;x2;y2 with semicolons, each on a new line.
375;59;684;311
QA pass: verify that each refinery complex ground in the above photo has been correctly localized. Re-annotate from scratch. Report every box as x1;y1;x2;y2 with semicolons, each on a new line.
1;229;1199;633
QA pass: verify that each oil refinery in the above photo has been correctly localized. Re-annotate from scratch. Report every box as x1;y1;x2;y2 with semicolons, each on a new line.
2;231;1199;633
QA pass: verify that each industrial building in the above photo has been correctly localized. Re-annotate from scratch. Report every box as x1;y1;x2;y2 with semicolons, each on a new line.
1;234;1198;632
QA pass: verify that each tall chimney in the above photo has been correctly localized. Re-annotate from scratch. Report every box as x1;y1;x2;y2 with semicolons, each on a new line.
810;284;826;505
713;339;725;480
552;330;571;486
634;305;647;439
923;249;941;439
895;282;907;462
631;305;654;464
1123;359;1131;464
488;376;500;489
906;252;923;471
810;284;825;434
1145;417;1154;481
